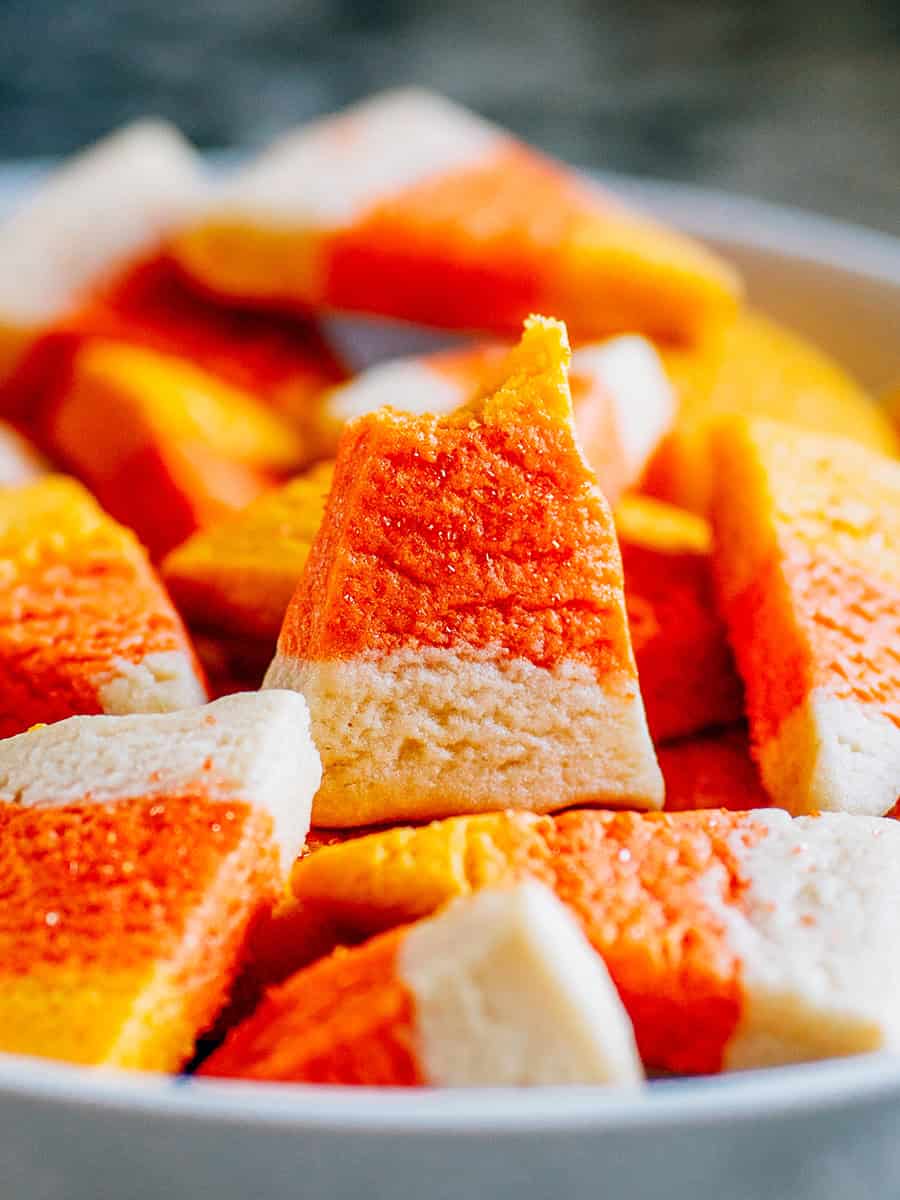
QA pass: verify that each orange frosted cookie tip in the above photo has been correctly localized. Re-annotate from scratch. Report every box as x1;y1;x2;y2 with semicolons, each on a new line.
290;806;900;1074
201;882;644;1088
42;339;305;559
616;494;744;742
0;474;207;737
643;311;898;515
316;332;674;503
659;726;770;812
0;692;322;1070
0;121;204;388
174;87;739;343
264;318;662;826
710;416;900;816
163;461;333;642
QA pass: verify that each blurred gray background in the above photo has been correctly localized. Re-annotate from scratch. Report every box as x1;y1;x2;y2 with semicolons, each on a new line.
1;0;898;234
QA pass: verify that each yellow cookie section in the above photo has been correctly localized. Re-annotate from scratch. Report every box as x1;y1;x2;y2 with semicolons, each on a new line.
61;341;308;474
643;312;898;514
163;461;333;640
614;494;710;554
290;812;548;938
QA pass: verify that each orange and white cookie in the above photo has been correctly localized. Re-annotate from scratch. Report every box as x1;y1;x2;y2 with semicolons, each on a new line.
0;475;206;736
615;495;744;741
711;417;900;815
0;121;203;387
201;882;643;1088
0;691;321;1069
265;317;662;825
314;335;673;500
290;807;900;1073
175;89;739;342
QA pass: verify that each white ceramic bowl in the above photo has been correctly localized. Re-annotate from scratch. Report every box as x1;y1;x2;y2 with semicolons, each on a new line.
1;167;899;1200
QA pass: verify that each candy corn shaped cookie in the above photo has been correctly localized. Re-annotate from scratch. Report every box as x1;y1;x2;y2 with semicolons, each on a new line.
659;727;769;812
0;476;206;736
0;691;320;1069
265;317;663;825
59;253;344;431
315;335;674;500
0;121;203;387
615;495;744;741
0;421;47;484
644;312;898;514
712;418;900;815
291;808;900;1073
43;340;305;558
11;253;345;443
163;462;334;643
202;882;643;1088
175;89;739;342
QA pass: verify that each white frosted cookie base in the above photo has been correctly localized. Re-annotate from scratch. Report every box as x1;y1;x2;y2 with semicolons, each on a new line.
399;882;643;1088
0;423;48;485
0;120;203;333
97;649;208;716
572;336;675;480
264;646;663;825
714;810;900;1069
209;88;501;227
759;690;900;816
0;690;321;870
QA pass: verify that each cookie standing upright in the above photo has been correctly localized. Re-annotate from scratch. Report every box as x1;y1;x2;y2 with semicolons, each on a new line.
291;807;900;1073
175;88;740;342
711;417;900;815
0;691;321;1069
0;476;207;736
266;317;663;825
202;882;643;1089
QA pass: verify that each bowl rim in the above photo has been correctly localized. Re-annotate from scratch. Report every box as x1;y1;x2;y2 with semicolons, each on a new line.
0;162;899;1130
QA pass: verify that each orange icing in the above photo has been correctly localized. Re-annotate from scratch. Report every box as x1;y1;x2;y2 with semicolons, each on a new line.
201;928;423;1084
0;793;274;974
659;728;770;812
544;810;759;1075
279;319;635;678
0;477;203;736
621;533;744;742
